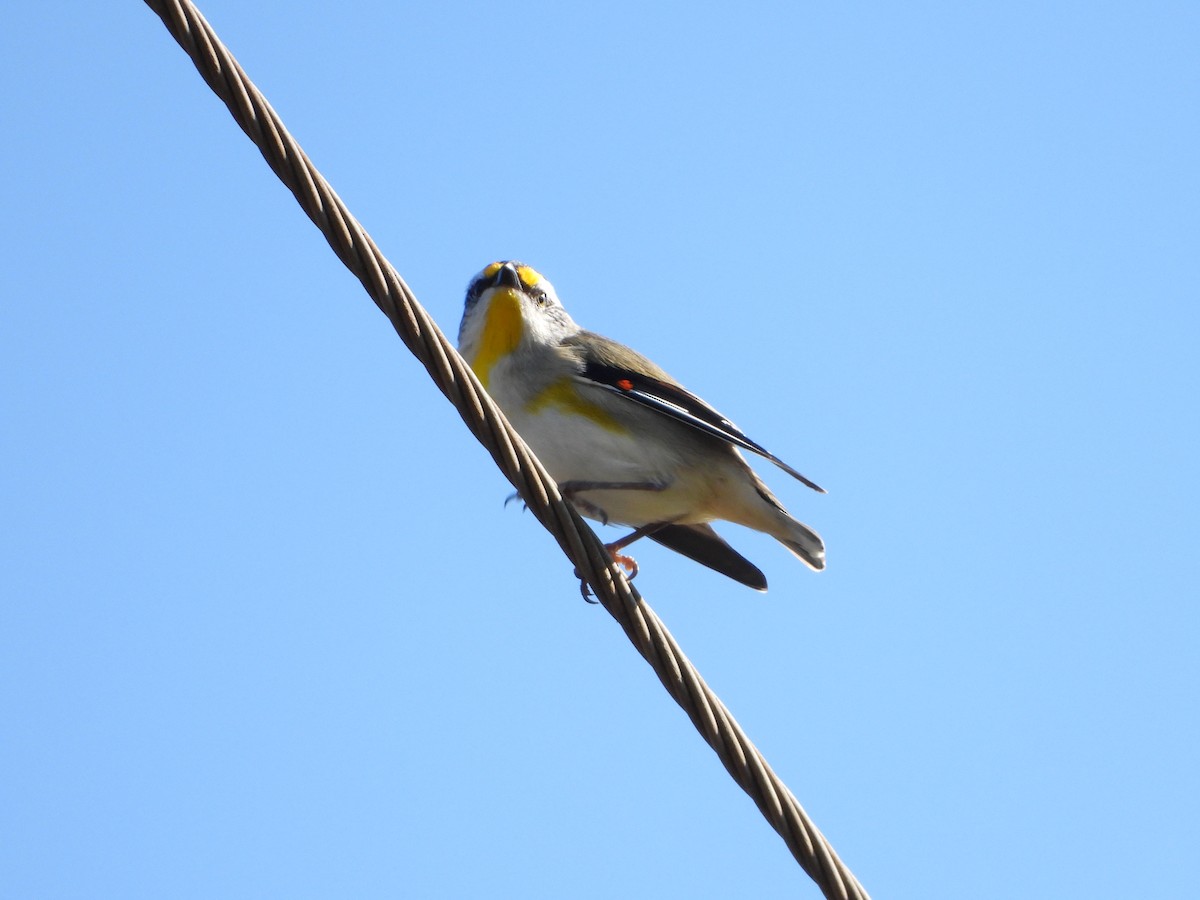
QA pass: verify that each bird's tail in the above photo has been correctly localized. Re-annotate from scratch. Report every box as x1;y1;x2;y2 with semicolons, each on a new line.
729;467;827;573
777;518;826;571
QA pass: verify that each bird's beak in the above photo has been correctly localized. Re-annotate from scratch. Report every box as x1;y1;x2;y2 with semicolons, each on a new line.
493;262;521;290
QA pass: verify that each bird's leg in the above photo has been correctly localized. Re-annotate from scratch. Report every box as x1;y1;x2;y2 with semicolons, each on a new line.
557;480;671;599
575;520;681;599
603;521;674;580
606;520;670;553
560;479;668;495
509;480;666;519
557;480;667;526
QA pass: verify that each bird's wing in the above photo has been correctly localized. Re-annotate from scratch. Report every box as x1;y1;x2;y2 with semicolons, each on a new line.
647;523;768;591
566;330;825;493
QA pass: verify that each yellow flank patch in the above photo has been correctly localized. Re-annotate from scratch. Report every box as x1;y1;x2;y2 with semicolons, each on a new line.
525;381;626;433
517;265;543;287
471;288;524;388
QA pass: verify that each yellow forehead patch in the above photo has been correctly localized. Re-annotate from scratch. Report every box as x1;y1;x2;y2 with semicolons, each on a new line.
482;261;503;279
517;265;543;288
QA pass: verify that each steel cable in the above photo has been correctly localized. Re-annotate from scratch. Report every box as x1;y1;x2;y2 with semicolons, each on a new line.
142;3;869;896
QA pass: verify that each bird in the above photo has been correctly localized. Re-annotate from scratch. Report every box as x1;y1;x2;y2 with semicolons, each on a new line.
457;260;825;591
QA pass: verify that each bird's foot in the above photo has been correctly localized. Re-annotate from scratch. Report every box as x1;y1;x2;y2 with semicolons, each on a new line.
573;545;640;603
606;547;640;580
577;577;599;603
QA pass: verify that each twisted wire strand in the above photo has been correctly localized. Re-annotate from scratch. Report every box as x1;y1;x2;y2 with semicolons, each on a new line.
142;3;869;897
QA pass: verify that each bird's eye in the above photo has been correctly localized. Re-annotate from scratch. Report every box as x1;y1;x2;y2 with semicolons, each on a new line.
534;290;550;307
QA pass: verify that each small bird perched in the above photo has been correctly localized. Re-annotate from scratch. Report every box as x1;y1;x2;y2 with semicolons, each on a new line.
457;260;825;591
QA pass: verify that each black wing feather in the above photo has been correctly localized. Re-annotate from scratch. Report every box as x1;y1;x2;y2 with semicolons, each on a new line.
647;524;768;591
576;353;825;493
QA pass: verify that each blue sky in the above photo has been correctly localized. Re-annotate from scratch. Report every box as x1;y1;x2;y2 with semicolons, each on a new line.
2;3;1197;897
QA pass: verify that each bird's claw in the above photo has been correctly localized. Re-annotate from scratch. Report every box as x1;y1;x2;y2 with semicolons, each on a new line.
573;548;639;603
576;573;600;603
607;548;639;580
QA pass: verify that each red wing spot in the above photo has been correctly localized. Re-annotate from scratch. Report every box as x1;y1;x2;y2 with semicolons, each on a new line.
616;379;634;391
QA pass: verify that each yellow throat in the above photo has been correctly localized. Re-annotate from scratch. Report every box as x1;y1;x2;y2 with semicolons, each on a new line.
470;288;524;389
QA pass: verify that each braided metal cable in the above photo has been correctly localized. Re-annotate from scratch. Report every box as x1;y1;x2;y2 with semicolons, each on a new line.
142;2;869;896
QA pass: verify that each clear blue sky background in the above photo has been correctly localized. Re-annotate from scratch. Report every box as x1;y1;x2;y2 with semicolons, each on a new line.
3;3;1197;898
